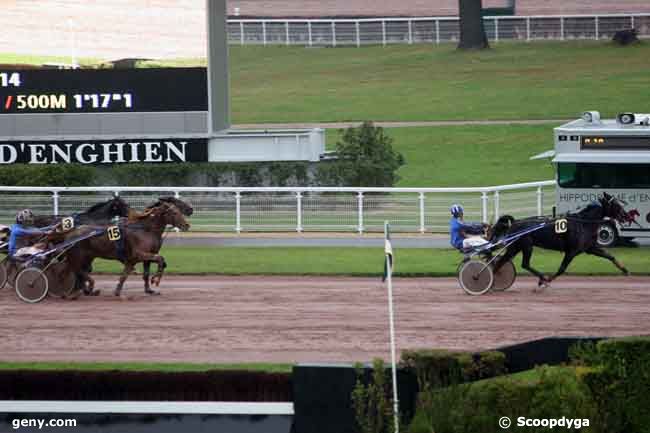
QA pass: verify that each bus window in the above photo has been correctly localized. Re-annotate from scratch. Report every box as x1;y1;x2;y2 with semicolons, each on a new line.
558;163;577;187
558;163;650;189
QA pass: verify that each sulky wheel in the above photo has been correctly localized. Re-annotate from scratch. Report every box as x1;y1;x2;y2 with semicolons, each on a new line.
458;260;494;296
0;261;7;290
15;267;49;304
46;269;76;299
491;260;517;292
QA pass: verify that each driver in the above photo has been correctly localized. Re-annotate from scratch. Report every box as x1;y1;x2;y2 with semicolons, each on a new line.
8;209;56;258
449;204;489;250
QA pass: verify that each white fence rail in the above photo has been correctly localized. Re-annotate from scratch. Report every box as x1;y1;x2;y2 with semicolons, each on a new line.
227;14;650;46
0;181;556;233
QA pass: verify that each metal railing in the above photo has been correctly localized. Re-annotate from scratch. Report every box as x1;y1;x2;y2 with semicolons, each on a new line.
227;14;650;46
0;181;556;233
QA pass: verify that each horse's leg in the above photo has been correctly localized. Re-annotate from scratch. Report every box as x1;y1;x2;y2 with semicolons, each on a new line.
585;246;630;276
142;261;151;293
135;253;165;294
519;241;549;287
114;262;135;296
548;250;580;282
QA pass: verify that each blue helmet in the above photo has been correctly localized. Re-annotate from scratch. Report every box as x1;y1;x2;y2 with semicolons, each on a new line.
450;204;464;218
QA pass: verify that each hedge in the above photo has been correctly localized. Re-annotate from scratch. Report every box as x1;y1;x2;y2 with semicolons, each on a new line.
581;337;650;433
408;366;601;433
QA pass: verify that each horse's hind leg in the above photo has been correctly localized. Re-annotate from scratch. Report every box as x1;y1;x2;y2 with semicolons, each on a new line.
115;263;135;296
548;250;579;282
519;242;549;287
586;246;630;276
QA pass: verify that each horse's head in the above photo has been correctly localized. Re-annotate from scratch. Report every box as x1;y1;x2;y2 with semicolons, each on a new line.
489;215;516;241
149;203;190;232
154;196;193;217
600;192;634;224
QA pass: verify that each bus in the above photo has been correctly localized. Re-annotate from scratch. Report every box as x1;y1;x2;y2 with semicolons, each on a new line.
542;111;650;247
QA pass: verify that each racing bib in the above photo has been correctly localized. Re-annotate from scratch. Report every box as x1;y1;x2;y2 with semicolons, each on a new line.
554;219;568;234
61;217;75;232
107;226;121;241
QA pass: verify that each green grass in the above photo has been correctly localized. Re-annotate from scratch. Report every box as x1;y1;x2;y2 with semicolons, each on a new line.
4;41;650;123
228;41;650;123
0;361;291;373
90;245;650;276
329;125;554;187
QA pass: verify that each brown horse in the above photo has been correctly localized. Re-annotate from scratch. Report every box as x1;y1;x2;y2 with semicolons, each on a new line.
66;202;190;297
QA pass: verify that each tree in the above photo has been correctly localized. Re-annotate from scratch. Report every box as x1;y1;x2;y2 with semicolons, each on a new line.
458;0;490;50
317;122;405;187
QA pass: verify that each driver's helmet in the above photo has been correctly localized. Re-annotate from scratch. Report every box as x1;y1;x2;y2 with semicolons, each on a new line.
16;209;35;225
450;204;464;218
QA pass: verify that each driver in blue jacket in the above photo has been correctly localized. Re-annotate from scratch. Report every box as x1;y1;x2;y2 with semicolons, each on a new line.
449;204;489;250
8;209;56;258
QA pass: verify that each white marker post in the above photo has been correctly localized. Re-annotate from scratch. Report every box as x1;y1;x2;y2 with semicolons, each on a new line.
383;221;400;433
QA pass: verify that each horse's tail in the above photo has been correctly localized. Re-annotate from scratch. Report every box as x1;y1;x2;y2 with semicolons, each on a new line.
489;215;516;241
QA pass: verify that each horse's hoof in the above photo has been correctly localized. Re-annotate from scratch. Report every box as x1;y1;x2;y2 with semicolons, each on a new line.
145;289;160;296
90;289;101;296
114;290;122;297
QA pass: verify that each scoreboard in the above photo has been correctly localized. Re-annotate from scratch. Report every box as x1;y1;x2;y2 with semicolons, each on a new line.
0;68;207;114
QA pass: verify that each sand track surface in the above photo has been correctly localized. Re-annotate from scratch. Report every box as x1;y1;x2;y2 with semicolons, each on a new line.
1;275;648;364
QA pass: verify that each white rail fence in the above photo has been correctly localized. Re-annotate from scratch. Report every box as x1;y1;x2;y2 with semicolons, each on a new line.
227;14;650;46
0;181;555;233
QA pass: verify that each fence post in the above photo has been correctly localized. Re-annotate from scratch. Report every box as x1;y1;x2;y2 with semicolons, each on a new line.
382;20;387;46
296;191;303;232
408;19;413;44
419;192;425;234
240;22;245;45
537;186;544;216
526;17;531;41
52;191;60;216
357;192;364;234
356;21;360;47
435;19;440;44
308;21;313;46
494;191;500;220
332;21;336;47
235;192;241;233
481;192;489;223
494;18;499;42
560;17;564;40
286;21;290;45
631;15;635;29
595;16;599;40
262;21;267;45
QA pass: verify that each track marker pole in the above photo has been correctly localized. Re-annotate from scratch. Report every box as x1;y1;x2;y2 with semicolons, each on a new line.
383;221;400;433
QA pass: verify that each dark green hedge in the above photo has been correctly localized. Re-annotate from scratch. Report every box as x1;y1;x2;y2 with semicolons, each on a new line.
582;337;650;433
409;366;600;433
400;349;506;390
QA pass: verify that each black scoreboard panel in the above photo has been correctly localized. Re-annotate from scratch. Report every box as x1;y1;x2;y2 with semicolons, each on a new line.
581;136;650;150
0;68;207;114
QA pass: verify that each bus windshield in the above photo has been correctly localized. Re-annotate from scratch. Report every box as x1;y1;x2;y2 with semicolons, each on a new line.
558;163;650;189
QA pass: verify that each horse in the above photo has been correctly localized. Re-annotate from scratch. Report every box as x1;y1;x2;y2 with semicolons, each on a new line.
490;193;635;288
34;197;130;227
65;202;190;297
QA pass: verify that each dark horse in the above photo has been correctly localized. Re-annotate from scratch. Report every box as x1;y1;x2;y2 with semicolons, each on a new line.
66;202;190;296
491;193;635;288
34;197;130;227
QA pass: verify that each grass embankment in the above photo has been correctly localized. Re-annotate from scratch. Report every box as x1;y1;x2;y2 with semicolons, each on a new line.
91;245;650;276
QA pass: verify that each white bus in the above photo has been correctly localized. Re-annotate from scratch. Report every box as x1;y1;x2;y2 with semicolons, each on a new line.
540;111;650;247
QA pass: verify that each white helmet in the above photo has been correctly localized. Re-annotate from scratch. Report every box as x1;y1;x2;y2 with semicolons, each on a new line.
16;209;34;225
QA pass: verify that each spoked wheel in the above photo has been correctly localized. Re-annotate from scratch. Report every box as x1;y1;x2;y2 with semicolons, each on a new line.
0;261;7;290
458;260;494;296
46;269;76;299
492;260;517;292
15;267;49;303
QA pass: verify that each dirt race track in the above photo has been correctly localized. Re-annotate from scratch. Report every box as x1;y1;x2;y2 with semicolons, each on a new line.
1;275;649;364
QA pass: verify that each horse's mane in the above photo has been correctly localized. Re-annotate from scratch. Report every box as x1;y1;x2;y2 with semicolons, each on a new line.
84;198;117;214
